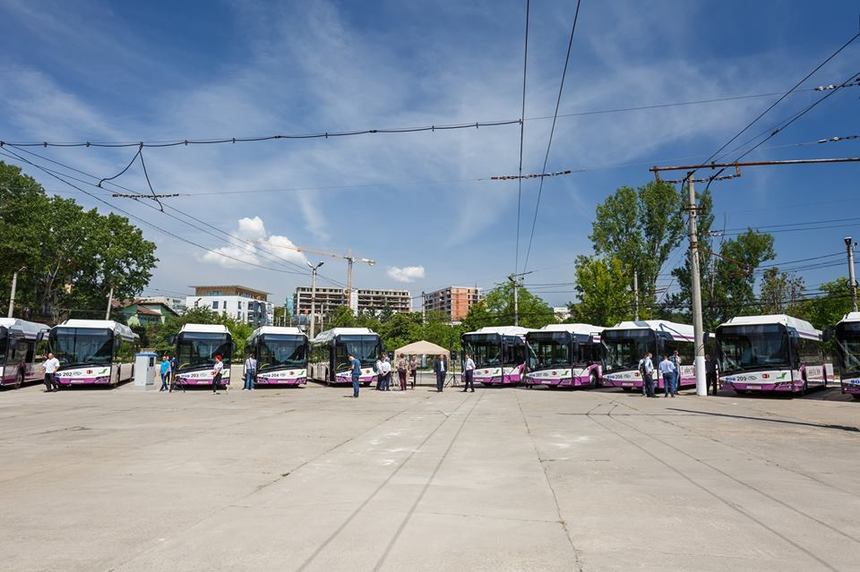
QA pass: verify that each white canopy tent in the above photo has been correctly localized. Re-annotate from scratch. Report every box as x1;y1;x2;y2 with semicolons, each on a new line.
393;340;450;359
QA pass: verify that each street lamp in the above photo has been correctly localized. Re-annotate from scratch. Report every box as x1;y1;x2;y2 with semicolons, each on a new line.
308;261;325;339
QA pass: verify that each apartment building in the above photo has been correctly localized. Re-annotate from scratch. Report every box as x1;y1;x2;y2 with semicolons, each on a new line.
422;286;482;322
293;287;411;316
186;285;274;326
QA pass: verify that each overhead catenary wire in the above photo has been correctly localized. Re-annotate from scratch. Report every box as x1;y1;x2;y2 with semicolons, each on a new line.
522;0;582;273
0;145;349;286
514;0;531;275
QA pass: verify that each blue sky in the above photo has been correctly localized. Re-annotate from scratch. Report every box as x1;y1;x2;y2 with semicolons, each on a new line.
1;0;858;309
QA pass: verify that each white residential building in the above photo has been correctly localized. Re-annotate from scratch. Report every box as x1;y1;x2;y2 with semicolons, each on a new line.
186;285;274;326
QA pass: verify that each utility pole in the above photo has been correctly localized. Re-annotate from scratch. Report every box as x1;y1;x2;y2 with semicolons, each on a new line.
507;271;532;326
846;236;858;312
686;174;707;397
105;286;114;320
632;270;639;321
7;266;24;318
308;261;324;339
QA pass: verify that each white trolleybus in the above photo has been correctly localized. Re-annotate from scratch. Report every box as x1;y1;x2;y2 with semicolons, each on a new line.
173;324;234;387
524;324;604;389
246;326;309;386
0;318;50;389
48;319;139;386
461;326;531;386
602;320;695;392
717;314;832;395
835;311;860;400
309;327;383;385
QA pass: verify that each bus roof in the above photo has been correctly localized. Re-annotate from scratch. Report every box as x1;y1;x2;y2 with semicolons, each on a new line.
838;311;860;325
0;318;50;338
462;326;533;338
57;319;138;340
718;314;821;340
535;323;604;336
249;326;306;338
312;327;378;343
179;323;231;335
606;320;694;341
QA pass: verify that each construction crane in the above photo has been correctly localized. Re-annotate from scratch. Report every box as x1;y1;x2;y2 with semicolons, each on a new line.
281;244;375;298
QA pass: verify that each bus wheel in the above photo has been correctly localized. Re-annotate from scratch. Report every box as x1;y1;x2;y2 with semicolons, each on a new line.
590;372;599;388
14;371;24;389
621;387;632;392
853;394;860;401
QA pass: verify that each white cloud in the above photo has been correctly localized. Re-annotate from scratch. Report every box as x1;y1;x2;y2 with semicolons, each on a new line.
202;216;308;269
387;265;425;283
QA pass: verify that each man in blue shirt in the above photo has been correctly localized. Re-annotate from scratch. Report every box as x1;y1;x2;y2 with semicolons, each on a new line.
349;353;362;398
159;355;171;392
659;354;677;398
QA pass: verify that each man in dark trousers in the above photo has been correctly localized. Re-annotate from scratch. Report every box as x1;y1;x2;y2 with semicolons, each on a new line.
705;354;719;395
433;354;448;392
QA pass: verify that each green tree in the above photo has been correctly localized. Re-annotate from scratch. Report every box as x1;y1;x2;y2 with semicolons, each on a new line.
569;256;634;326
461;283;555;330
326;306;357;328
795;277;854;331
148;307;222;353
591;180;685;315
0;161;158;322
759;268;805;314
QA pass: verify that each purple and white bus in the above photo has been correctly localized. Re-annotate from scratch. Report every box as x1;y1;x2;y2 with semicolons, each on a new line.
246;326;308;386
718;314;831;395
461;326;531;386
49;319;139;386
309;327;382;386
835;311;860;400
173;324;234;387
602;320;695;392
524;324;604;389
0;318;50;389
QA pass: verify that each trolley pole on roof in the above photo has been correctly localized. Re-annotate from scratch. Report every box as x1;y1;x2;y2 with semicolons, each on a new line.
845;236;859;312
685;175;708;397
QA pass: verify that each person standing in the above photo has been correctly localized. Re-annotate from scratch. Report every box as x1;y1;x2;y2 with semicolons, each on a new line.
349;353;362;398
670;350;681;396
705;354;718;395
375;354;385;391
409;356;418;389
381;354;392;391
212;354;224;394
243;352;257;391
434;354;447;392
159;355;171;392
639;352;655;398
659;354;676;398
396;354;408;391
462;353;475;393
43;352;60;392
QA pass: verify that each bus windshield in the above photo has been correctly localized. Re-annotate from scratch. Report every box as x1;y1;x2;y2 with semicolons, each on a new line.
50;328;114;367
603;329;654;372
463;334;501;367
529;333;571;369
176;332;232;371
336;335;380;369
836;323;860;373
718;324;789;373
258;335;307;371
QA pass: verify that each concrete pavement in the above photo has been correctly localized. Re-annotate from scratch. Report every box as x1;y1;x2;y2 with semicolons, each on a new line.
0;377;858;571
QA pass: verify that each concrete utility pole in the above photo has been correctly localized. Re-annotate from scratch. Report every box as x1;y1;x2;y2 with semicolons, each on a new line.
308;261;324;339
846;236;858;312
686;175;707;397
507;271;532;326
105;286;114;320
7;267;24;318
632;270;639;321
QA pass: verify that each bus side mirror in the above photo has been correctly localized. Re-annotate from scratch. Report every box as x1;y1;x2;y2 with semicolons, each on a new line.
231;342;238;353
37;331;47;341
822;328;834;342
166;335;176;345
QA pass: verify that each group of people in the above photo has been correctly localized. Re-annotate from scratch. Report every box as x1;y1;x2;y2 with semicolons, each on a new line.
158;355;178;392
374;354;419;392
346;353;476;398
638;351;720;397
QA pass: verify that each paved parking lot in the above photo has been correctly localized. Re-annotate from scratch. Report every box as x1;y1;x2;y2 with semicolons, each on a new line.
1;375;858;571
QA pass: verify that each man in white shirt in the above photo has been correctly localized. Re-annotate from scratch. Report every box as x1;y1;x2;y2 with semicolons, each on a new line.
243;353;257;391
638;352;656;398
462;353;476;393
380;355;392;391
659;354;677;398
43;352;60;392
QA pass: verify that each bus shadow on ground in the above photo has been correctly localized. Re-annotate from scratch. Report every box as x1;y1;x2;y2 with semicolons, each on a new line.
666;407;860;433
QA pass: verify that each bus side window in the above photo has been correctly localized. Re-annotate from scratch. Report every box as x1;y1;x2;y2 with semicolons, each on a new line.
25;340;35;363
